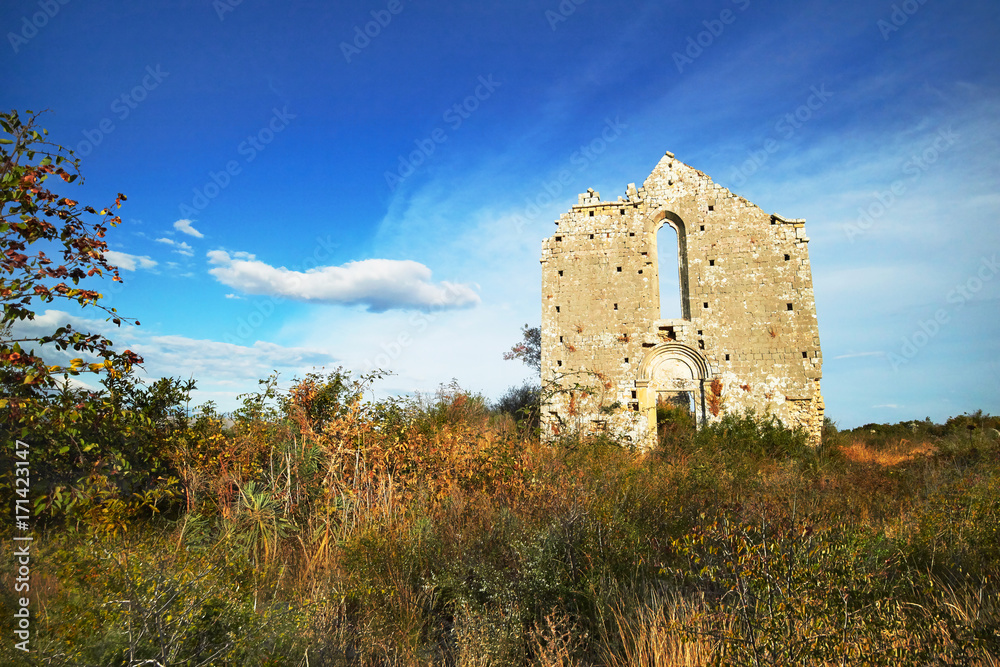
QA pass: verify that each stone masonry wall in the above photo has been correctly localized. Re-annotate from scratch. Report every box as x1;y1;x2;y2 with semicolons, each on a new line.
540;151;824;447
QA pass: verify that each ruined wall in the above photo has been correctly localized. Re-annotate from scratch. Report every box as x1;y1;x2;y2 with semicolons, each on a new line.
540;151;824;447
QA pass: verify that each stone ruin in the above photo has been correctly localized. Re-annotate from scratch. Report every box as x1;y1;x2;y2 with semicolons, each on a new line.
540;151;824;447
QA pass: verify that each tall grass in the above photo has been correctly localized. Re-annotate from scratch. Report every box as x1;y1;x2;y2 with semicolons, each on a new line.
2;373;998;665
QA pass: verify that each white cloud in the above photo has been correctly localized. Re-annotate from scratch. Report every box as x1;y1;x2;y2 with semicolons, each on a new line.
11;309;120;339
129;335;337;382
104;250;157;271
206;250;480;312
173;219;204;238
9;309;340;411
156;237;194;256
832;351;885;360
283;299;538;404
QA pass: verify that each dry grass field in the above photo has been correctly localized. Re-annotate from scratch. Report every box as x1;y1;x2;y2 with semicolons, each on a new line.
2;372;998;665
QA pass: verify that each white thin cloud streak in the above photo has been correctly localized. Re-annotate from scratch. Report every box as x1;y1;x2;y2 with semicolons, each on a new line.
156;237;194;256
12;309;120;340
129;336;336;382
206;250;481;312
173;219;204;238
104;250;157;271
9;309;340;406
832;352;885;360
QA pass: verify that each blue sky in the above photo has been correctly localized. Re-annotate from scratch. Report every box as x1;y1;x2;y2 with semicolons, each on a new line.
3;0;998;427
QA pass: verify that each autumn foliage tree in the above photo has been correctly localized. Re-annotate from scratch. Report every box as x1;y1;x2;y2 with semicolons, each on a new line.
503;323;541;372
0;109;141;410
0;110;181;530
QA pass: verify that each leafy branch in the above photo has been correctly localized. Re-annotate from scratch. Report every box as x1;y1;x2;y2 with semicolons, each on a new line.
0;109;142;406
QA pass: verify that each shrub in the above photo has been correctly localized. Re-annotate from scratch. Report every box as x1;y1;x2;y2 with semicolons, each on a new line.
694;409;809;459
494;380;541;432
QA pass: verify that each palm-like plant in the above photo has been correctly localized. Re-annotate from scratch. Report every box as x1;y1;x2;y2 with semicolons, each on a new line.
227;481;295;569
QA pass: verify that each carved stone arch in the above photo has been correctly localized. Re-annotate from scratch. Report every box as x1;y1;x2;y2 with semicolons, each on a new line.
635;342;712;439
647;210;691;320
637;342;711;383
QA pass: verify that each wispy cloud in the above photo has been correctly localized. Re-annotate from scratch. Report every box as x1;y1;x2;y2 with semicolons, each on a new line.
206;250;480;312
832;351;885;360
173;219;204;238
156;237;194;256
104;250;157;271
130;335;337;383
10;309;340;407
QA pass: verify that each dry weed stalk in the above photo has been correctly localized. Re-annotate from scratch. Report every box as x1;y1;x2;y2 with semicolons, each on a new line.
604;593;717;667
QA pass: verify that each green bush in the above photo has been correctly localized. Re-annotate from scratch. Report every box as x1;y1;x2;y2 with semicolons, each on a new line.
693;409;810;459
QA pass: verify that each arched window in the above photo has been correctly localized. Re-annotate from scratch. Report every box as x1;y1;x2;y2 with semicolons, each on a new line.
657;220;687;319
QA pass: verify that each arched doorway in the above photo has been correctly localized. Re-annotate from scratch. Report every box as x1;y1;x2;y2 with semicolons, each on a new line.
636;343;711;441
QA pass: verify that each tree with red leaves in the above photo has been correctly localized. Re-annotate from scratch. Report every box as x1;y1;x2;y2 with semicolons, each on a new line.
0;109;142;410
503;323;541;373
